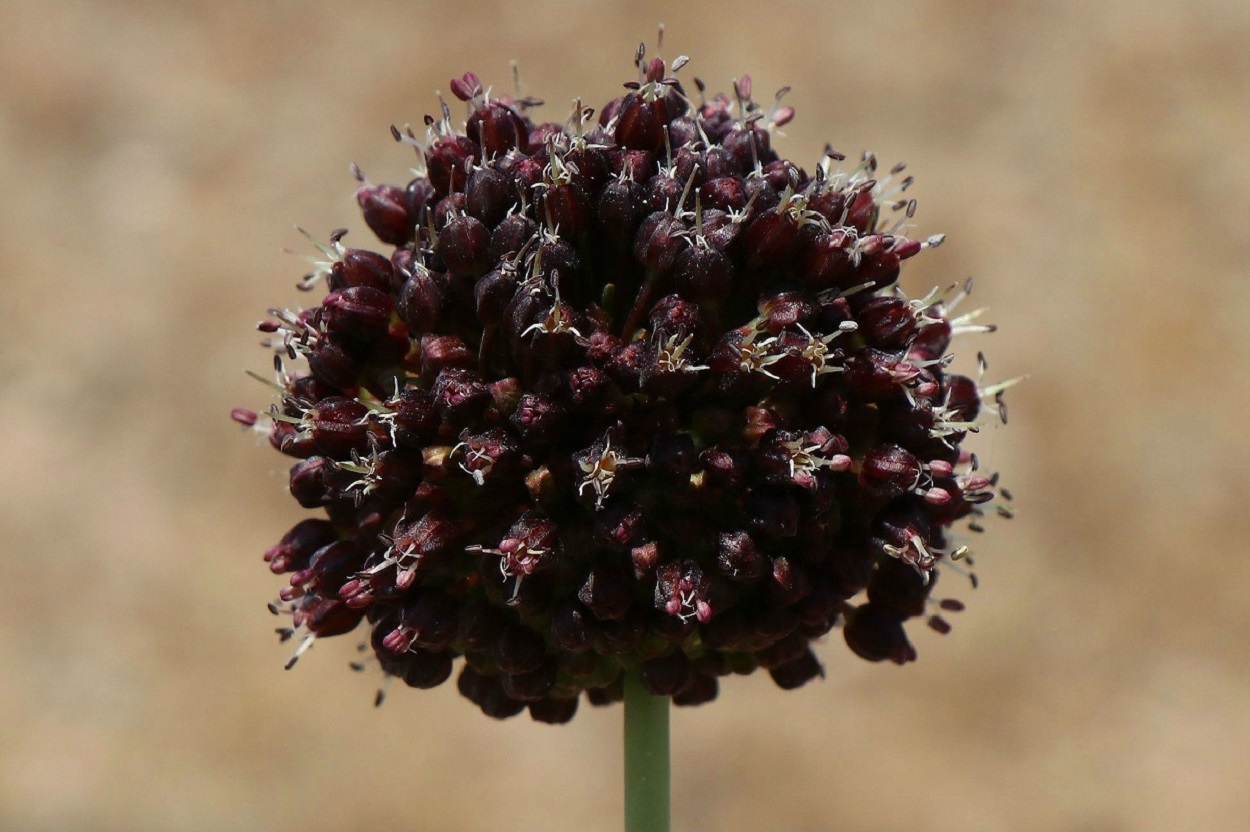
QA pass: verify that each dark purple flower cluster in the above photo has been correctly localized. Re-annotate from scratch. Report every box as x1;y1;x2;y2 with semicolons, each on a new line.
236;48;1014;723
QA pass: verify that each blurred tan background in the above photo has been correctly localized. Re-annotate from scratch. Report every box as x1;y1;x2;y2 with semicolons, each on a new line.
2;1;1248;829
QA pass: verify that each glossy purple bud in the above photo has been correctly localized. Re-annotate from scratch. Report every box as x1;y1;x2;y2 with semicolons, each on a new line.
286;454;337;504
844;348;920;400
307;397;372;457
424;134;477;197
405;177;437;228
722;127;769;172
265;519;338;575
645;174;685;213
856;245;902;291
942;375;981;421
473;266;518;327
699;176;748;212
716;530;767;581
844;604;916;664
322;286;394;340
488;214;538;263
594;503;646;549
744;208;800;266
868;555;932;618
844;189;877;234
388;388;439;448
543;183;593;237
634;212;688;272
767;556;811;607
536;235;581;282
698;209;742;252
390;509;462;564
396;267;448;333
307;336;361;392
432;367;491;424
759;291;816;334
431;194;466;231
855;295;917;348
436;215;491;279
859;444;923;501
355;183;413;246
609;148;655;180
700;447;749;491
508;155;545;197
597;177;647;240
419;334;474;378
465;166;513;227
466;101;530;157
614;92;667;152
673;245;734;302
330;249;394;293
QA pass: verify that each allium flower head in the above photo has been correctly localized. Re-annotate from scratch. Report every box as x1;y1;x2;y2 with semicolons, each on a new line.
236;46;1016;723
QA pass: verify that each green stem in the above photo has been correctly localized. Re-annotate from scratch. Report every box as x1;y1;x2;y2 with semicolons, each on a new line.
624;668;671;832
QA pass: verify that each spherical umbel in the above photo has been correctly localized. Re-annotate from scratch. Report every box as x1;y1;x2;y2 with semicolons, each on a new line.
239;45;1015;722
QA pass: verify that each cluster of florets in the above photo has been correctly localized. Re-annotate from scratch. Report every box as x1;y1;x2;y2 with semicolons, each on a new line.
235;47;1015;723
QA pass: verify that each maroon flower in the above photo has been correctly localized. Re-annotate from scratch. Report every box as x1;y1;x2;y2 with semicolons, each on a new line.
237;47;1017;723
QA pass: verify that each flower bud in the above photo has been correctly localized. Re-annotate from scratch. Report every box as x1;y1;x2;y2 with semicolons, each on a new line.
501;662;557;702
633;211;688;272
716;531;767;581
465;166;513;227
614;92;667;152
493;622;548;675
844;603;917;664
673;245;734;303
265;519;338;575
288;456;343;508
551;602;599;653
397;267;448;334
859;443;923;501
596;177;648;240
419;334;474;379
432;368;492;424
466;101;530;157
425;135;477;197
672;673;718;706
768;649;824;689
488;214;538;263
578;568;632;621
528;696;579;724
436;215;492;279
543;182;593;236
641;650;694;696
401;649;454;689
355;183;413;245
322;286;395;341
330;249;394;293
